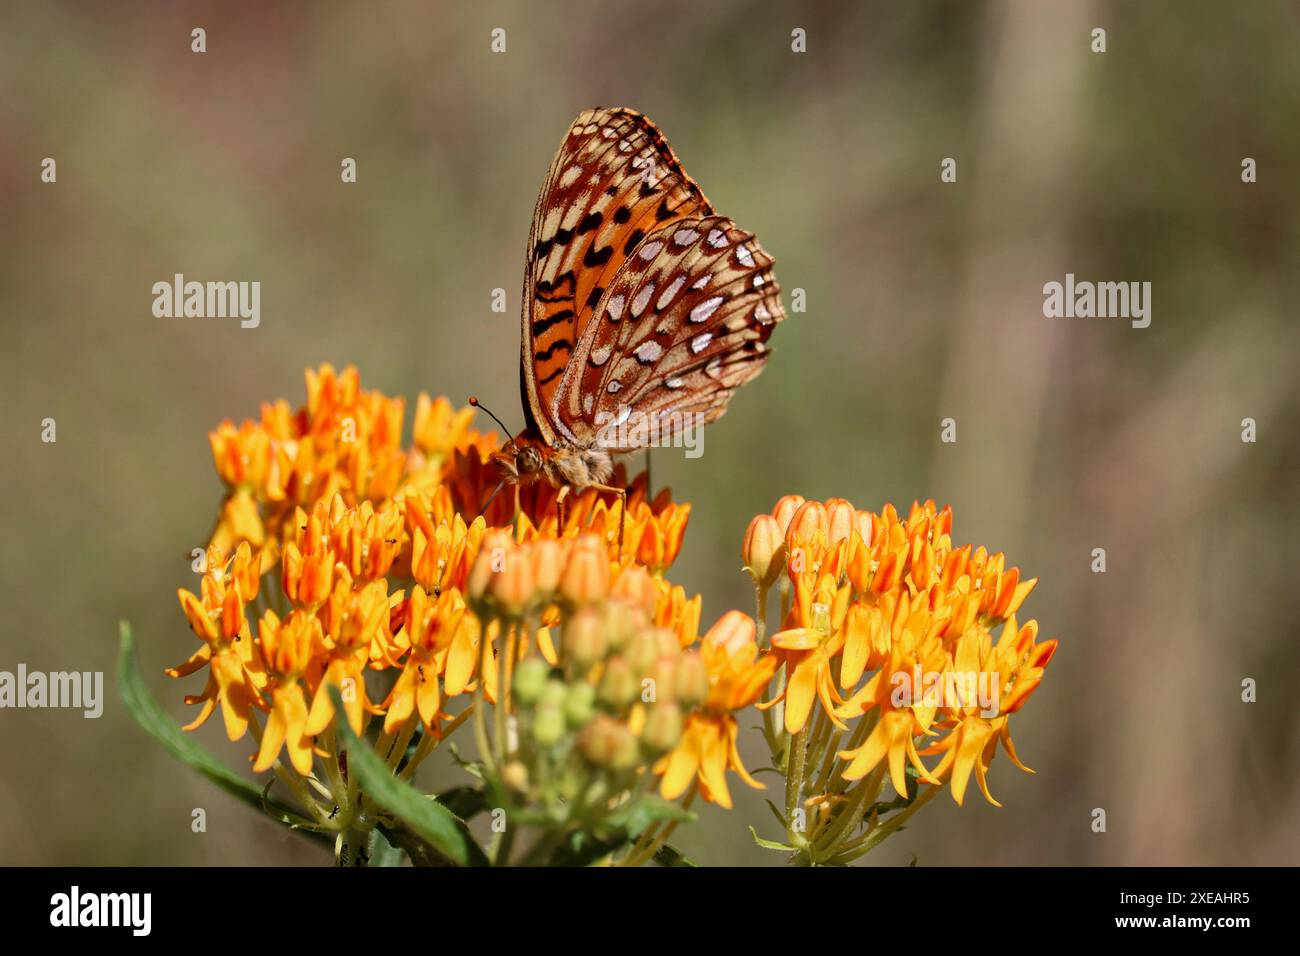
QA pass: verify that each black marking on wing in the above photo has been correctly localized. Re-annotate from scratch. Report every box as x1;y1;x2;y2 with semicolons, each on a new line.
534;338;573;362
535;273;575;302
583;245;614;268
531;310;574;336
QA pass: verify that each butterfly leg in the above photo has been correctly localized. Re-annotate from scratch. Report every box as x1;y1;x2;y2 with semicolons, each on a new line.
587;482;628;553
555;485;570;532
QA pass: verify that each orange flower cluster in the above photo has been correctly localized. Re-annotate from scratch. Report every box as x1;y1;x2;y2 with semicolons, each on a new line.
167;365;1059;870
746;497;1058;806
172;365;694;786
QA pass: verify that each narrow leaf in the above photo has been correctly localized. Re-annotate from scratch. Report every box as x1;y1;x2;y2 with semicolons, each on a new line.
116;621;329;846
330;689;489;867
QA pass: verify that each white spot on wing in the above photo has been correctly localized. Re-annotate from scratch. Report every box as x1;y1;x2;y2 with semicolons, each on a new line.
690;332;713;354
631;282;656;317
736;244;754;266
656;274;686;310
608;380;623;394
690;274;712;290
706;228;728;249
665;377;685;389
672;228;700;247
605;295;625;321
638;240;665;261
634;340;664;363
582;394;594;415
590;345;613;367
690;295;725;324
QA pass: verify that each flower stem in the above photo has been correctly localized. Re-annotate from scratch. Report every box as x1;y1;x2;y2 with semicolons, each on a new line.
784;726;809;845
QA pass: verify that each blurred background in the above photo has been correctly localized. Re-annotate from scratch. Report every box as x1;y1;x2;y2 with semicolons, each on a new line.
3;0;1299;866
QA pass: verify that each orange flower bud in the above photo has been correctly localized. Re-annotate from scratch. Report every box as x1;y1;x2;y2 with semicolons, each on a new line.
645;657;679;703
489;543;536;616
559;535;609;604
826;499;856;549
530;538;566;596
468;530;511;606
742;514;785;589
641;702;683;754
258;609;320;678
704;610;757;657
577;715;639;770
785;500;829;553
771;495;806;536
610;565;655;613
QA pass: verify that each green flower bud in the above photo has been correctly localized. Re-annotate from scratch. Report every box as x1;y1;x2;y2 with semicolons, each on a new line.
539;678;568;710
532;703;566;747
501;759;529;793
564;681;597;727
600;602;636;653
512;657;550;706
597;656;638;711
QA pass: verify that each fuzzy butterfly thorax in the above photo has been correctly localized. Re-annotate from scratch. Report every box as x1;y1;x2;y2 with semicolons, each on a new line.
491;427;614;491
498;106;787;497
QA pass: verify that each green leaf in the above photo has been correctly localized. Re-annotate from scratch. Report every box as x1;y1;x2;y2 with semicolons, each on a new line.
116;621;329;846
329;688;489;867
367;827;406;867
434;785;488;821
748;826;796;852
652;843;697;867
547;829;624;867
604;795;695;837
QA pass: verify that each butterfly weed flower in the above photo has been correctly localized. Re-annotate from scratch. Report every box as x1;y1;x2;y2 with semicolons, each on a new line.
166;364;725;863
746;497;1058;865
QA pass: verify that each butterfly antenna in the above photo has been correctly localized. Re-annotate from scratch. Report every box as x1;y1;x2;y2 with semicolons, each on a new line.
468;396;517;439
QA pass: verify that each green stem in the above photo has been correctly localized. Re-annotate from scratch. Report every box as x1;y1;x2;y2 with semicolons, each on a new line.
830;784;943;864
784;727;808;845
812;761;886;859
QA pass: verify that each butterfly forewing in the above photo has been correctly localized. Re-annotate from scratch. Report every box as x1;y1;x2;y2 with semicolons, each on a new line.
556;216;784;451
523;108;714;442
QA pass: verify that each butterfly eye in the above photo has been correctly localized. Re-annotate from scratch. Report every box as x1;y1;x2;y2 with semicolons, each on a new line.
518;448;542;474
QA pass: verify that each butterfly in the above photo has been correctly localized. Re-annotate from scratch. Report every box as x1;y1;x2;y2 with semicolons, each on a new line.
481;107;786;536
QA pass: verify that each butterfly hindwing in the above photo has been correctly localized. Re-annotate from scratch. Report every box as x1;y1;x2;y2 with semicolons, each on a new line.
555;216;785;451
522;108;714;443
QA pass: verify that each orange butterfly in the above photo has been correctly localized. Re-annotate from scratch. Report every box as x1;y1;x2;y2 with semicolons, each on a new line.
480;107;786;537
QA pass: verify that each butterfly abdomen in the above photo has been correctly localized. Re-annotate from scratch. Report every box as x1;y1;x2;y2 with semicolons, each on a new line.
545;444;613;490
